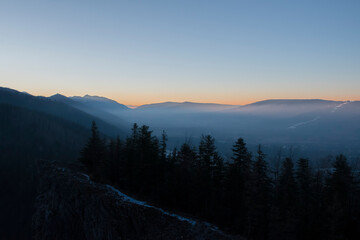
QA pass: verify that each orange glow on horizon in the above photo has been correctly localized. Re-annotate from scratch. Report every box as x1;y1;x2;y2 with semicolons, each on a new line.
112;97;359;107
4;85;359;107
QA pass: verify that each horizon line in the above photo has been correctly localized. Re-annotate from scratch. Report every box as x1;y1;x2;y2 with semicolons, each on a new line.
1;86;358;107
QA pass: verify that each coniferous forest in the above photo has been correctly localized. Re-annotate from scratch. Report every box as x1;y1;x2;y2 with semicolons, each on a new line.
80;121;360;240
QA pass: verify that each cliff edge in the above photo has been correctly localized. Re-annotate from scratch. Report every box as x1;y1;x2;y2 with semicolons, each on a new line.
32;160;240;240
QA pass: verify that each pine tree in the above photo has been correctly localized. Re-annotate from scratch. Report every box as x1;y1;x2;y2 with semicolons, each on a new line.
296;158;311;203
327;154;352;205
212;152;224;185
131;123;139;140
224;137;252;233
227;138;252;199
177;143;197;170
174;143;198;212
160;130;168;161
249;145;271;239
278;157;297;216
308;169;325;240
323;154;356;238
136;125;160;196
197;135;221;216
198;135;216;170
274;157;297;239
79;121;107;179
231;138;252;170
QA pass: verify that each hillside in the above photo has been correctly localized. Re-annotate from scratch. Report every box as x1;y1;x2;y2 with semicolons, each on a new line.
33;160;240;240
50;94;131;130
0;87;125;136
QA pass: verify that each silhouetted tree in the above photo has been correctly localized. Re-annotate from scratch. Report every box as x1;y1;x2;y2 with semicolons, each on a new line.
160;130;168;161
79;121;107;179
279;157;297;215
135;125;160;196
249;145;271;239
272;157;298;239
197;135;223;216
168;143;198;211
77;122;360;240
327;154;352;205
225;137;252;233
324;154;356;239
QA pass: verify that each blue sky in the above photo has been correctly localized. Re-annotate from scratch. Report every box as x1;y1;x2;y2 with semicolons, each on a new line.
1;0;359;105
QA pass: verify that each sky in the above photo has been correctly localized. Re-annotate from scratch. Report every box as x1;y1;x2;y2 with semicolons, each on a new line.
1;0;359;106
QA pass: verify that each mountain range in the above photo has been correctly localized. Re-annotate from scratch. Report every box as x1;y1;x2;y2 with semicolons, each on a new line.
1;86;359;160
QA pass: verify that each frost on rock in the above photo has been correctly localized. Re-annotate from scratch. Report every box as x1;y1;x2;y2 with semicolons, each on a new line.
106;185;198;226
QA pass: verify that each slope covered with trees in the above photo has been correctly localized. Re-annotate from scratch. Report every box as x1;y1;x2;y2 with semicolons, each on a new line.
0;87;125;136
80;122;360;240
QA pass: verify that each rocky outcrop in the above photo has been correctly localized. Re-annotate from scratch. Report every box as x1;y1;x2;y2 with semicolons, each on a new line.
32;160;240;240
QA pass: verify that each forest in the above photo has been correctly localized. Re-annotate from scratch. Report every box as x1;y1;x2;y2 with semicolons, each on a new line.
80;121;360;240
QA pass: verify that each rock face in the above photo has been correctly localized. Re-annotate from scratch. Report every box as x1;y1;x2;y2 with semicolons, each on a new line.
32;161;239;240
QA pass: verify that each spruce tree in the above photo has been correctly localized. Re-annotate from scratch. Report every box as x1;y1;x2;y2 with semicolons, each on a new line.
178;143;197;170
231;138;252;170
197;135;219;216
198;135;216;170
175;143;198;212
323;155;355;238
278;157;297;216
296;158;311;203
79;121;107;179
274;157;297;239
160;130;168;161
249;145;271;239
327;154;352;205
225;137;252;233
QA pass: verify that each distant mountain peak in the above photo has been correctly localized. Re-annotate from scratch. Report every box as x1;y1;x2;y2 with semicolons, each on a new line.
238;99;346;110
136;101;238;112
51;93;66;98
71;95;122;105
70;95;130;110
49;93;74;103
248;99;338;105
0;86;23;95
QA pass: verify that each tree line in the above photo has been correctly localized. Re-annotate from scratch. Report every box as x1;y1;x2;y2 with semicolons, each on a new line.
80;121;360;240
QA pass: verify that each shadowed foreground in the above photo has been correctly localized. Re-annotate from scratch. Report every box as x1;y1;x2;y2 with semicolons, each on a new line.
32;160;240;240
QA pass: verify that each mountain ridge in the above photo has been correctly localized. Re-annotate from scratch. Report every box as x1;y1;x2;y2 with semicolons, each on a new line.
3;86;356;110
0;87;125;136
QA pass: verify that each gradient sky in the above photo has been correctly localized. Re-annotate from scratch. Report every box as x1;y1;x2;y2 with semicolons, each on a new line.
1;0;359;105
